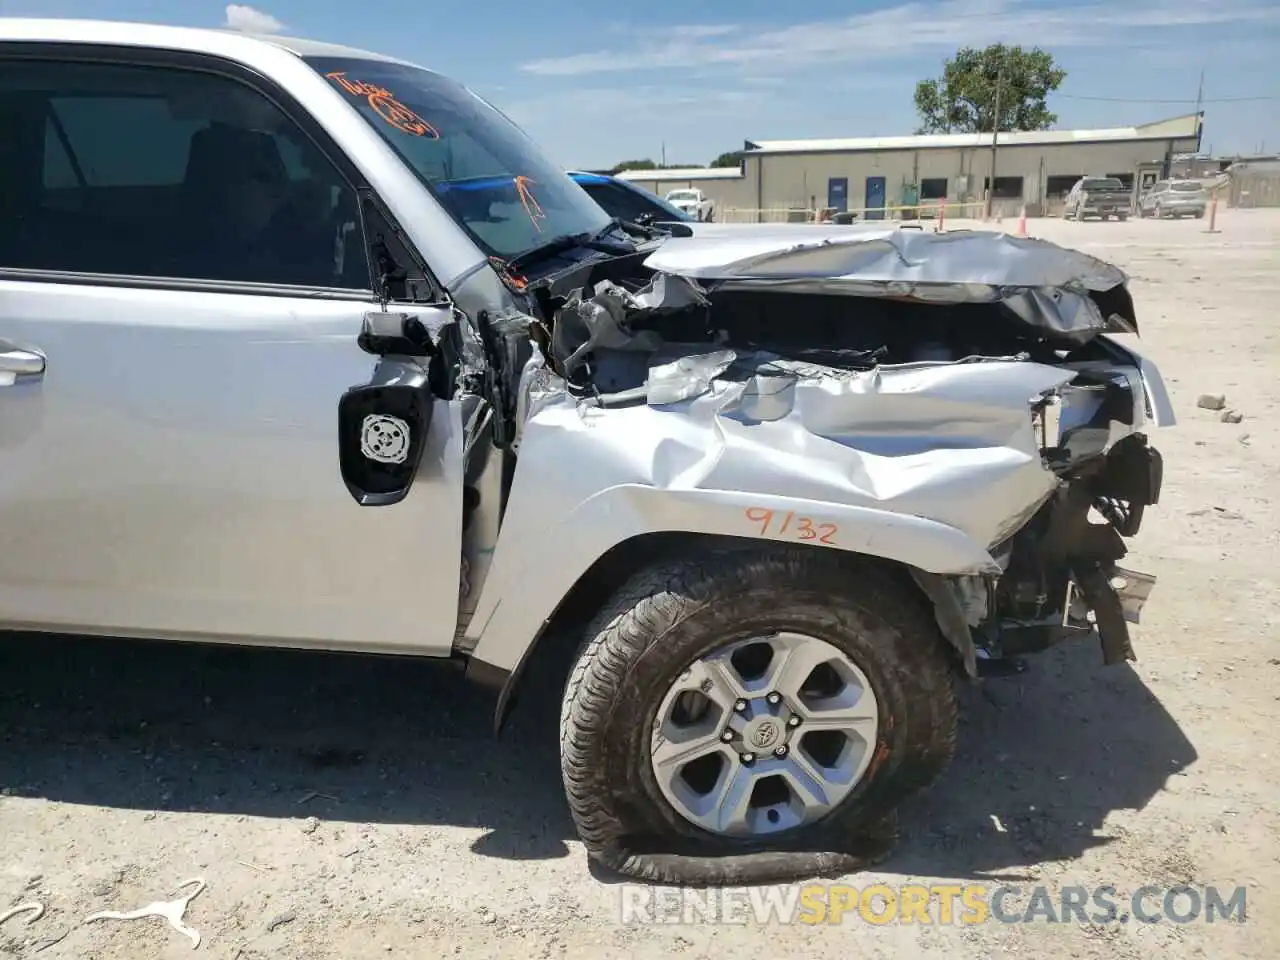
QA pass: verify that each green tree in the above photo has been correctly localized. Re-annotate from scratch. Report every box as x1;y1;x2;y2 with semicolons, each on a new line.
608;158;658;174
914;44;1066;134
710;150;744;168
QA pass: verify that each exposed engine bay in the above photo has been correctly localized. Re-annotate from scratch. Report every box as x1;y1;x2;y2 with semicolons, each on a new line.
456;226;1169;675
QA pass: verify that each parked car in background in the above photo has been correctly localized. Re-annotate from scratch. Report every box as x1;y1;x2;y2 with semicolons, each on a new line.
664;187;715;221
1138;179;1208;219
567;171;695;226
1063;177;1131;221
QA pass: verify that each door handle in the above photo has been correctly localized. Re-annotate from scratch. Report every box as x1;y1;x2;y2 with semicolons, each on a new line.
0;345;45;386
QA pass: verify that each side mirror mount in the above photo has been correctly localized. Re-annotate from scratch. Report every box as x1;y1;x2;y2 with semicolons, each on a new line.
338;359;435;507
341;313;440;507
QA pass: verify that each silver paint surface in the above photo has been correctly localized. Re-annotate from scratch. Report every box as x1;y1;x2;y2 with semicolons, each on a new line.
465;231;1170;674
0;20;1174;676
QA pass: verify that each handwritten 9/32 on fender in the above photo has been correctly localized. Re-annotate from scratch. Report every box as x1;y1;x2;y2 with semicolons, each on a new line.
745;507;839;545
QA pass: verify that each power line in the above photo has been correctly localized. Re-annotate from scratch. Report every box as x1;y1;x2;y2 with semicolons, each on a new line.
1057;94;1277;103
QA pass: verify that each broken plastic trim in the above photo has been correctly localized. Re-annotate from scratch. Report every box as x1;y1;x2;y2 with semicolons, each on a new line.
357;310;438;357
337;359;435;506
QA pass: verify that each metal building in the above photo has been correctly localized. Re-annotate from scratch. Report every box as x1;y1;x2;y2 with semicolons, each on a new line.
618;113;1203;221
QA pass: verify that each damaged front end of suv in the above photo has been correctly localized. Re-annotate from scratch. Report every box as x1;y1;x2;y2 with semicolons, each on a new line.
449;223;1171;885
463;225;1170;691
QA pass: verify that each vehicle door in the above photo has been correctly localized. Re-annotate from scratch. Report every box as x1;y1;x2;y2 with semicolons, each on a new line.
1147;181;1168;215
0;47;464;653
1140;181;1159;213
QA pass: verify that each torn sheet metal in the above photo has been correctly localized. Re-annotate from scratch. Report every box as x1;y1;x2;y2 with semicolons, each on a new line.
517;349;1080;552
640;228;1135;340
549;273;709;379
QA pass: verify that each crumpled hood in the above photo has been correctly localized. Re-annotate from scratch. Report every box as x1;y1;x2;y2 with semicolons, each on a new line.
640;226;1137;340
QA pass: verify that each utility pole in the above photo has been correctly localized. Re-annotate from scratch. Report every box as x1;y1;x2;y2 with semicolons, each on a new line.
1195;68;1205;153
986;59;1003;220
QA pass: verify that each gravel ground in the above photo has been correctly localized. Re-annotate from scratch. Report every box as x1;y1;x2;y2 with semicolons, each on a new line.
3;208;1279;959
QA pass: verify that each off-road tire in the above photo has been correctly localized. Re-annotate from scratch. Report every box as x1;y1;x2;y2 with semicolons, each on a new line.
558;544;958;886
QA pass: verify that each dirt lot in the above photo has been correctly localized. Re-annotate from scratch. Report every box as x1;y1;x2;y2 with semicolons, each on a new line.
2;208;1279;959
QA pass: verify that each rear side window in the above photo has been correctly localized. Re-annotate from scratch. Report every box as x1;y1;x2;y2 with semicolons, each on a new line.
0;58;369;290
580;180;673;222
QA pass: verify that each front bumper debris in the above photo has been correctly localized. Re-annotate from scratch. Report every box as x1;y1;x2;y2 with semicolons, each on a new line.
1064;565;1157;665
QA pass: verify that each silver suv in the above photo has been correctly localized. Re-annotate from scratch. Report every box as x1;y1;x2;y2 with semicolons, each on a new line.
1138;179;1209;219
0;19;1174;885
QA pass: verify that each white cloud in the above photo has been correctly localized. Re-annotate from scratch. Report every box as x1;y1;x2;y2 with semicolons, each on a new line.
520;0;1280;76
502;84;765;126
223;4;285;34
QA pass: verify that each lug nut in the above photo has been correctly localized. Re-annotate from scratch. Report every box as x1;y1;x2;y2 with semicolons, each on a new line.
766;692;782;706
787;715;802;728
774;745;788;758
740;752;756;764
733;699;748;713
721;730;734;742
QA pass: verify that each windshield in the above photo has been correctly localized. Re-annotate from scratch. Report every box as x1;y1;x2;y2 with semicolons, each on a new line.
1171;181;1204;192
305;56;610;260
1082;178;1124;190
666;190;698;201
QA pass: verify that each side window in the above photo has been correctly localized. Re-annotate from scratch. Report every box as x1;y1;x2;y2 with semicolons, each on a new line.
0;57;369;290
582;182;661;222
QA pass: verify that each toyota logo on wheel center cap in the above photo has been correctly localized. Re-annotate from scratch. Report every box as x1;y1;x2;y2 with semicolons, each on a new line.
748;718;780;750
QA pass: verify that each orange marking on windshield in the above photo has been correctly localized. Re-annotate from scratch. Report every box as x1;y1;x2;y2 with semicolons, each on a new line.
513;175;546;232
325;72;439;138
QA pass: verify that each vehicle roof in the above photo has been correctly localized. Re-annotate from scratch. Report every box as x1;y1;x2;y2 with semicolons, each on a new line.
0;17;420;68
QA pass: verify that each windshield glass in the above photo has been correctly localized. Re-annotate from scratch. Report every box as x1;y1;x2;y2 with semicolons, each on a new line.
305;56;610;259
666;190;698;201
1171;181;1204;192
1082;178;1124;190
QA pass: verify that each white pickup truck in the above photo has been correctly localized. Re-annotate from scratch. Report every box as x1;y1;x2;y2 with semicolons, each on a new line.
0;17;1173;886
664;187;716;221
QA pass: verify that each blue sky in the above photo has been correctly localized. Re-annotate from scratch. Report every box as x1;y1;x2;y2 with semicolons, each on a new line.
4;0;1278;168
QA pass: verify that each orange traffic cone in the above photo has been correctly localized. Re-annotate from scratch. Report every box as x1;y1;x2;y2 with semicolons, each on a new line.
1016;205;1028;237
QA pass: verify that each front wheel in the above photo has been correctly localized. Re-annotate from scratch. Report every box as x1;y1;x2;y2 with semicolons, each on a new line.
559;546;958;885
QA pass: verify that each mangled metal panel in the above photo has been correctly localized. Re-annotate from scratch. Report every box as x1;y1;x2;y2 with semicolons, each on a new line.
640;227;1136;341
517;344;1079;553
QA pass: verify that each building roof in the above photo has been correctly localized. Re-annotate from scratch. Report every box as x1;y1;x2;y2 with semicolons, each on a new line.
614;166;745;182
745;114;1202;156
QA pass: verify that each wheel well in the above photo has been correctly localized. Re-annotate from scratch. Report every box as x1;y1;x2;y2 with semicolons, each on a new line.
488;532;965;736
